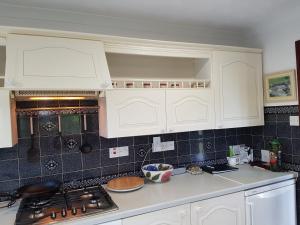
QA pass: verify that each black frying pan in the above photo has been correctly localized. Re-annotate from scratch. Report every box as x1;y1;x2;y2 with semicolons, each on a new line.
0;180;61;208
16;180;61;199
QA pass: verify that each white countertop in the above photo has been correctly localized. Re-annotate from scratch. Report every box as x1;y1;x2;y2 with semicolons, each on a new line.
1;165;297;225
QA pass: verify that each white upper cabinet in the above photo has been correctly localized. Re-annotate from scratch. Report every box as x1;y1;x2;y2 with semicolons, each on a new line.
213;51;264;129
0;90;18;148
123;204;191;225
191;192;245;225
5;34;112;90
166;89;214;133
99;89;166;138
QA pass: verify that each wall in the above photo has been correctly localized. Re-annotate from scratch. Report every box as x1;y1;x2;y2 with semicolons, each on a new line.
0;100;252;192
0;3;247;47
245;1;300;74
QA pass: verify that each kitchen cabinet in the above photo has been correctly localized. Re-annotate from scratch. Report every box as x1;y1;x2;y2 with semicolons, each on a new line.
99;88;215;138
0;90;18;148
213;51;264;128
123;204;190;225
99;89;166;138
5;34;111;90
191;192;245;225
166;89;214;133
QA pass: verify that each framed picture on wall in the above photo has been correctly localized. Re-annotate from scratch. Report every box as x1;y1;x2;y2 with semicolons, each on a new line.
264;70;298;106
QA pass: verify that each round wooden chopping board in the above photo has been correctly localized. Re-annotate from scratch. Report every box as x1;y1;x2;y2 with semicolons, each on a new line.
106;176;144;192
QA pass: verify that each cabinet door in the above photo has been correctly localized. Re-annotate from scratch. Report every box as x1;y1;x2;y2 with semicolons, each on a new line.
123;204;190;225
0;90;18;148
166;89;214;133
100;89;166;138
5;34;111;90
191;192;245;225
213;51;264;128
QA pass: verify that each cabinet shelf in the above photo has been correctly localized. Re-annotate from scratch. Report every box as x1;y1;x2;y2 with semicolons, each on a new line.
111;79;210;89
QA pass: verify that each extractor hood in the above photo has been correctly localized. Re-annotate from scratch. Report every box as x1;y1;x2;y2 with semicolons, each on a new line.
5;34;112;90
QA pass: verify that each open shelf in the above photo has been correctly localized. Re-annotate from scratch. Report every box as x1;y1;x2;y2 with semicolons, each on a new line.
106;52;211;89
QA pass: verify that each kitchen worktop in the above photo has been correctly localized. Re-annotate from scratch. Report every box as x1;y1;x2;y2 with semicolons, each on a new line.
1;165;297;225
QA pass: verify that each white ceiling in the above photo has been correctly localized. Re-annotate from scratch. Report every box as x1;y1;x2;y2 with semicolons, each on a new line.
0;0;297;30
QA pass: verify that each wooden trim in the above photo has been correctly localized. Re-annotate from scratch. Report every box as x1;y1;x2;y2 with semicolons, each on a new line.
295;40;300;109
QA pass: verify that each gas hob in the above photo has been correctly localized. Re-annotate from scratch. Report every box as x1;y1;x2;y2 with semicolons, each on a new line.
15;185;118;225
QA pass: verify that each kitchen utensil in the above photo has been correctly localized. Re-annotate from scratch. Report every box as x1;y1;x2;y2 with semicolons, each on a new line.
0;192;16;208
27;116;39;162
106;176;144;192
201;164;238;174
142;163;173;183
0;180;61;208
80;114;92;154
16;180;61;200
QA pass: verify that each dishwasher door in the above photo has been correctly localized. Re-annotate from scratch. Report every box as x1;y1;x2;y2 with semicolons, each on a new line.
245;183;296;225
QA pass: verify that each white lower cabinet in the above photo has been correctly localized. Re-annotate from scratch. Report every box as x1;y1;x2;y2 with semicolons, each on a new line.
122;192;245;225
122;204;191;225
0;90;18;148
191;192;245;225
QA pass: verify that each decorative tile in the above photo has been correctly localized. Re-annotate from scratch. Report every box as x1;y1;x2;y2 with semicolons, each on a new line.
134;144;151;162
45;159;58;171
62;135;81;153
42;121;56;132
204;138;215;152
41;155;62;176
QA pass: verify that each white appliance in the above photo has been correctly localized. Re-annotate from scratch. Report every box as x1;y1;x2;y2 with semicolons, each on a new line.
245;179;296;225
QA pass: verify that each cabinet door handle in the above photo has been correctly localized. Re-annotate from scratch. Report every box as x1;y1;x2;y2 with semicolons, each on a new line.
246;202;254;225
169;129;174;133
195;206;202;224
179;210;187;225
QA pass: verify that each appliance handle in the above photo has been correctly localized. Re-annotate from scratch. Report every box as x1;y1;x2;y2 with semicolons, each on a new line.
246;201;254;225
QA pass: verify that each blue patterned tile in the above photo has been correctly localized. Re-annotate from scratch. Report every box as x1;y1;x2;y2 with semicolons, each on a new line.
41;155;62;176
0;159;19;181
19;158;41;178
82;150;101;169
62;153;82;173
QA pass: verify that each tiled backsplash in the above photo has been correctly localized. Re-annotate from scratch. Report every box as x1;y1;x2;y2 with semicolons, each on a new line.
0;100;253;192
